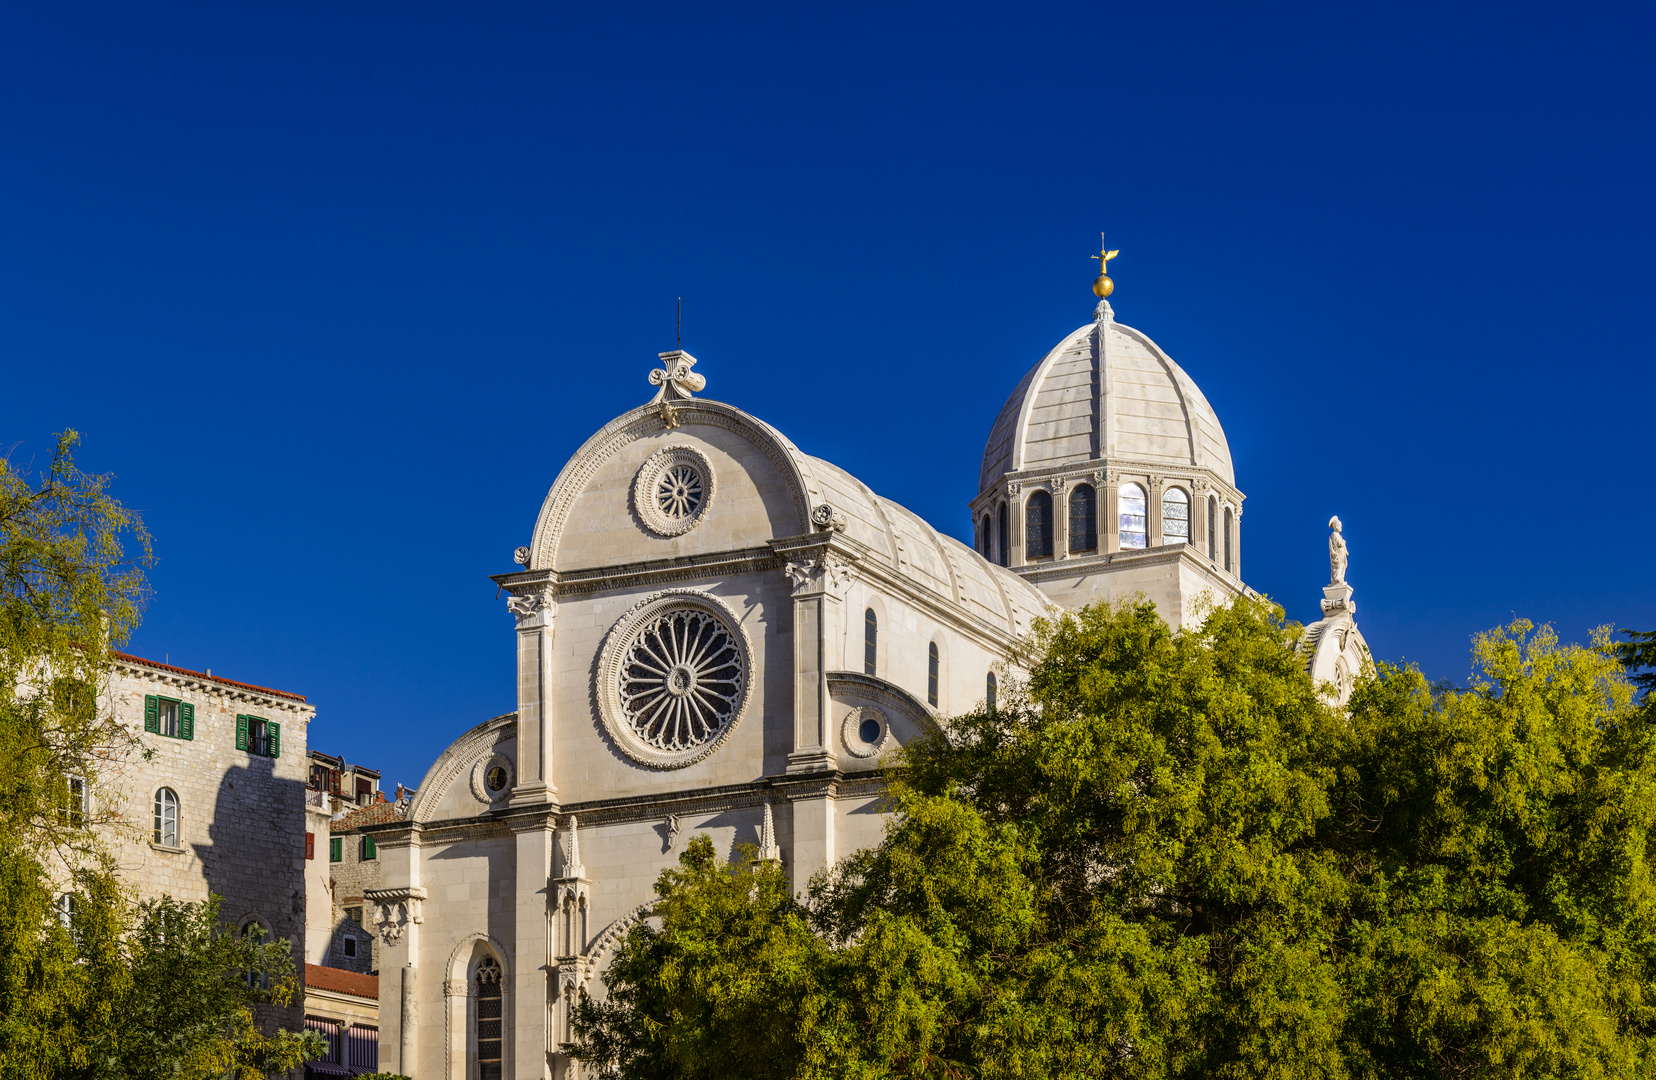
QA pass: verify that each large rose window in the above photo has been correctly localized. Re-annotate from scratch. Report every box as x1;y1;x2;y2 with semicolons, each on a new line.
598;592;752;768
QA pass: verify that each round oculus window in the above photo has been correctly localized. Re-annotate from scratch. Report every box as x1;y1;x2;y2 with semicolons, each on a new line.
485;765;508;793
841;706;889;759
598;591;753;768
633;446;715;537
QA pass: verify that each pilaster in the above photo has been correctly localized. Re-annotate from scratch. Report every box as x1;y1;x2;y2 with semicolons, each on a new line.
362;824;423;1077
773;533;859;774
507;584;557;806
510;808;557;1080
1008;483;1026;567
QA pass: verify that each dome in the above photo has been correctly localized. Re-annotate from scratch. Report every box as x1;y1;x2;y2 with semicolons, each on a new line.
978;312;1234;496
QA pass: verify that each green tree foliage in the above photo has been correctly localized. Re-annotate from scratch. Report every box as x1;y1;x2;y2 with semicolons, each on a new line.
1;433;321;1079
1609;628;1656;694
1;430;152;1078
104;895;325;1080
571;597;1656;1079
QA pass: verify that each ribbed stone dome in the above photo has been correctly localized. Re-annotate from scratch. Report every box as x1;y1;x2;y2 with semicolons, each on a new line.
978;310;1234;496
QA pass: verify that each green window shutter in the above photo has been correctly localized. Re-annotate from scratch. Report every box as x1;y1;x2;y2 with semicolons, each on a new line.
266;721;280;758
362;836;376;860
179;702;194;741
144;695;159;733
330;837;342;862
235;715;248;751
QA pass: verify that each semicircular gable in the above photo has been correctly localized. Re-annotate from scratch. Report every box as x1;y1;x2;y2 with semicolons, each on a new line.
408;713;516;825
528;400;817;571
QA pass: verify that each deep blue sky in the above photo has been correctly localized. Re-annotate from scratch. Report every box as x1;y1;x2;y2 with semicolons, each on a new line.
4;3;1652;791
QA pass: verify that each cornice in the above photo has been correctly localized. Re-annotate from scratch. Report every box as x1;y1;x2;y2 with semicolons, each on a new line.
1010;541;1244;592
110;660;314;714
968;460;1244;515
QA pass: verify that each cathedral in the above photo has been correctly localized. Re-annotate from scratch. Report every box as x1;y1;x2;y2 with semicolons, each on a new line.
359;268;1371;1080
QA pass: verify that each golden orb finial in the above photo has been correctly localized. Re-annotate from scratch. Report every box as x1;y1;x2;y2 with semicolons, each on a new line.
1091;232;1119;298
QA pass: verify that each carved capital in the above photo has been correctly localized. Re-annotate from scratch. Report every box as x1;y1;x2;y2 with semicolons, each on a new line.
1050;476;1067;492
785;551;851;596
506;589;551;629
1006;481;1022;496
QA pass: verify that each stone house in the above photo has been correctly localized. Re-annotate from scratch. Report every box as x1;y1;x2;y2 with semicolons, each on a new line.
97;653;315;1036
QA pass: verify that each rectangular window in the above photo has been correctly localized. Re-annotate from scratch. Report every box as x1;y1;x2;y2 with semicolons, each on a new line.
145;695;193;740
345;906;363;926
238;715;280;758
330;837;342;862
361;836;377;861
60;776;87;826
305;832;315;860
356;778;373;806
343;935;357;958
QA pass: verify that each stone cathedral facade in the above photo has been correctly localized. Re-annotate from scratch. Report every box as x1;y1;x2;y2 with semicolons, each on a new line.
359;293;1371;1080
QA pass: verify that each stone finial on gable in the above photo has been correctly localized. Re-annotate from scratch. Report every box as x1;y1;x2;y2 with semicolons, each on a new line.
649;351;705;403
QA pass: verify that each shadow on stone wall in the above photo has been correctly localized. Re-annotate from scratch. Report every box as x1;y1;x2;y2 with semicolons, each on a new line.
192;750;307;1031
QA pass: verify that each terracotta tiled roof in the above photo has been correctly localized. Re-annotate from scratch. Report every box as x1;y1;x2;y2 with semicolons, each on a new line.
112;652;307;703
305;964;378;1000
335;802;403;831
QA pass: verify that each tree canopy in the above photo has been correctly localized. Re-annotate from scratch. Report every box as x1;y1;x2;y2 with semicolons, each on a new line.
571;597;1656;1079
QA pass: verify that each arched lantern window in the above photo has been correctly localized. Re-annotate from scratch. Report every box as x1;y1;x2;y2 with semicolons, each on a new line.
927;642;939;707
1207;496;1217;559
996;502;1009;566
986;671;997;710
1118;484;1147;549
1224;508;1234;572
1068;484;1097;553
1025;491;1053;560
1162;488;1189;546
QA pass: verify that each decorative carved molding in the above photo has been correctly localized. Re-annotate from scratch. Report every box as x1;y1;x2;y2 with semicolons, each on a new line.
505;591;544;622
632;445;715;538
512;546;531;567
365;886;427;945
664;813;682;850
785;551;851;596
811;503;847;532
647;351;705;402
657;401;681;429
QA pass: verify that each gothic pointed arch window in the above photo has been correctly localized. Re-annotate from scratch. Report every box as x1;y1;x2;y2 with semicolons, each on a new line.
1069;484;1097;553
1207;496;1217;559
864;609;877;676
1025;491;1053;560
1119;483;1147;549
927;642;939;707
1162;487;1189;546
1224;508;1234;573
476;955;503;1080
996;502;1009;567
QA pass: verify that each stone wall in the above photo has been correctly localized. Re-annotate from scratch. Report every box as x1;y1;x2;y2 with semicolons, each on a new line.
100;655;314;1032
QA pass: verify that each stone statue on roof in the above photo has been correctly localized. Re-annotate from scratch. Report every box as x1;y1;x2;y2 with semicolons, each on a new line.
1328;515;1348;585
